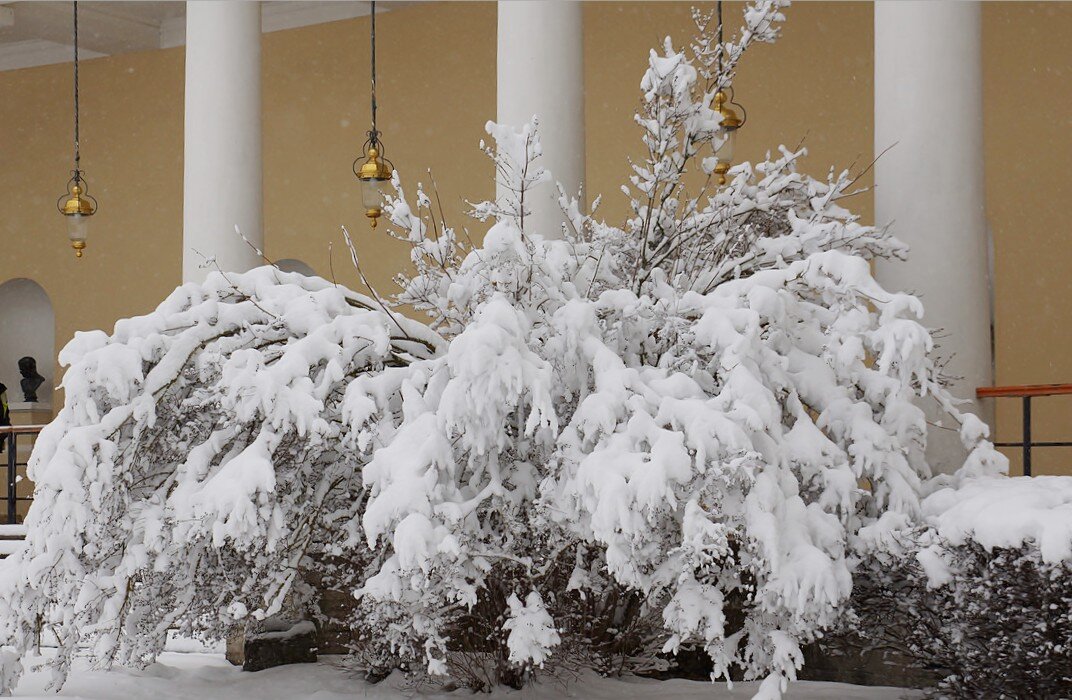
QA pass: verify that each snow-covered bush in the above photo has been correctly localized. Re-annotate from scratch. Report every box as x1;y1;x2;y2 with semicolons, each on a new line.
0;270;441;691
852;476;1072;698
0;2;1007;698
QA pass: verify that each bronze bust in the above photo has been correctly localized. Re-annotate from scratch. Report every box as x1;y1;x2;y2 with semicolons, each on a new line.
18;356;45;403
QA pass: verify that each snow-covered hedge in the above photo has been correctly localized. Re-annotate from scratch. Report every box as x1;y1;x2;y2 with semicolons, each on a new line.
0;3;1008;699
852;476;1072;698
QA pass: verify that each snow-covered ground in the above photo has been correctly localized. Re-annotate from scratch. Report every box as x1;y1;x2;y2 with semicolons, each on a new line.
10;652;918;699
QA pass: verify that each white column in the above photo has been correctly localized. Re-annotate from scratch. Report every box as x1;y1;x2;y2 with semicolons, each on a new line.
182;1;263;284
874;1;992;473
497;0;584;238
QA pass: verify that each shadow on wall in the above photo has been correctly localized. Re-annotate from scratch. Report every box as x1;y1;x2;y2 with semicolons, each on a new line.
0;279;55;408
275;259;316;277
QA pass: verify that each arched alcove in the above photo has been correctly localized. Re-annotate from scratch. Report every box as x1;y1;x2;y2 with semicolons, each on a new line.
0;279;55;408
275;259;316;277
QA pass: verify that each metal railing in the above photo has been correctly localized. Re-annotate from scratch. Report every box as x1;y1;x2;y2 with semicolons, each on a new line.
0;425;45;524
976;384;1072;477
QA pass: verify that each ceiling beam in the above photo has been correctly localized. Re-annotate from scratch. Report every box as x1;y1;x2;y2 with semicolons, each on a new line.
7;1;160;55
0;38;107;72
0;0;423;72
161;1;400;50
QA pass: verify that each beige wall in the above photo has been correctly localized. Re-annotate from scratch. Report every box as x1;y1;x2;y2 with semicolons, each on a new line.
262;1;496;290
1;1;1069;473
983;2;1072;475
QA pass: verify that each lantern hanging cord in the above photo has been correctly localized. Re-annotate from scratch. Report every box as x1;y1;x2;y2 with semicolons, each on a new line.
369;0;378;146
716;0;724;80
73;0;81;178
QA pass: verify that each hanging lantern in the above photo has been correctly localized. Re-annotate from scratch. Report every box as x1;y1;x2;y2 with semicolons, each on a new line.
355;140;393;228
58;175;97;257
56;0;98;257
712;0;747;187
713;89;744;187
353;0;393;228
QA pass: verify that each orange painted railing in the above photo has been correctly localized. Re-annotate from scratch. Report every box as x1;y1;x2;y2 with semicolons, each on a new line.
976;385;1072;476
977;384;1072;399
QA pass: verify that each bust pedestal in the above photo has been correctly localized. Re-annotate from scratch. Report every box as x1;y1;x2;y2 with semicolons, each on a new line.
8;402;52;427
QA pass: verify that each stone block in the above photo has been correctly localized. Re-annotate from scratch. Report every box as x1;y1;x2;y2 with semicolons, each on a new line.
230;619;319;672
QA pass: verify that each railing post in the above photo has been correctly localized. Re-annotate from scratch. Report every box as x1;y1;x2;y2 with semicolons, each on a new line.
1022;396;1032;477
6;433;15;524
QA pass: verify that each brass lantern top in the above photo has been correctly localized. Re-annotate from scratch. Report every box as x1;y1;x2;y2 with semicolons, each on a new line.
714;90;743;130
356;144;393;182
60;181;96;216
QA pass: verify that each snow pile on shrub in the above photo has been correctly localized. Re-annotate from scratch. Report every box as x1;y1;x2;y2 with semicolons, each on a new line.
504;592;560;669
852;475;1072;698
923;475;1072;564
0;2;1007;699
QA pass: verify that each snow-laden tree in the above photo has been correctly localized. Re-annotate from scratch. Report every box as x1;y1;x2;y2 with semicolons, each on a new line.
0;271;441;691
0;2;1005;698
